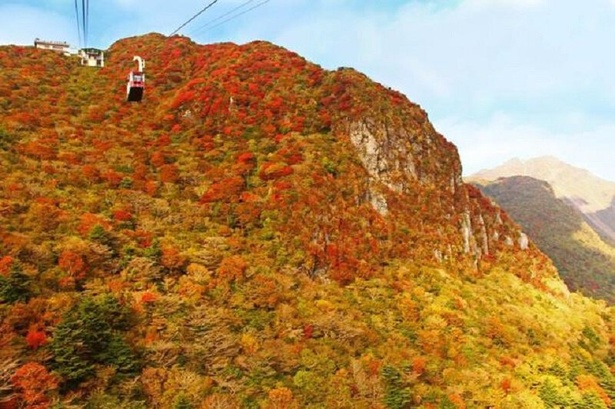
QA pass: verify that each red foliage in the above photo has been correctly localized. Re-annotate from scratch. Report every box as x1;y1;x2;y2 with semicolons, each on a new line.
258;162;293;181
102;169;122;188
159;164;179;183
77;213;110;236
81;164;101;183
412;356;427;375
156;134;172;147
10;362;58;409
237;152;255;164
500;377;512;394
113;209;133;222
128;229;153;248
150;151;167;167
25;325;47;349
217;255;248;282
0;255;14;277
140;291;158;304
161;246;185;271
58;250;88;280
133;163;149;183
240;192;259;202
171;90;196;109
303;324;314;340
200;176;245;203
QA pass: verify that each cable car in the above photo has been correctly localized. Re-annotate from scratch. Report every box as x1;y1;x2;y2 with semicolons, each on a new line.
126;56;145;102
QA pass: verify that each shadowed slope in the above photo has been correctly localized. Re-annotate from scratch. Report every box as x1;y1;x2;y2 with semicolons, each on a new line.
477;176;615;303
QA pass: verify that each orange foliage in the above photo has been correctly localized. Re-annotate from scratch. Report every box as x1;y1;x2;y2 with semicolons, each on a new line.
200;176;245;203
144;180;159;196
58;250;88;280
77;213;110;236
258;162;293;181
159;164;179;183
140;291;158;304
265;387;297;409
113;209;133;222
161;246;185;271
0;255;14;276
500;377;512;394
129;229;153;248
577;374;611;406
448;393;466;409
411;356;427;375
217;255;248;282
10;362;58;409
25;325;47;349
81;164;100;183
150;151;167;167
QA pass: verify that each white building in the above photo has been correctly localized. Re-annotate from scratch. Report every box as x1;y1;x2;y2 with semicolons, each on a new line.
34;38;71;55
79;48;105;68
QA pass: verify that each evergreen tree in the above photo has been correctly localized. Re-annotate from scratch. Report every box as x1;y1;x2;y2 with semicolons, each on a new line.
50;295;141;387
0;264;31;304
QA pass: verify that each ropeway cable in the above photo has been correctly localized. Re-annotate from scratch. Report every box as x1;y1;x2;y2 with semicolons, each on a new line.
170;0;220;36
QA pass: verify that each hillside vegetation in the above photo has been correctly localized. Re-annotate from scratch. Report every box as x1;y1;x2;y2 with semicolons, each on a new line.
1;34;615;408
471;156;615;243
476;176;615;304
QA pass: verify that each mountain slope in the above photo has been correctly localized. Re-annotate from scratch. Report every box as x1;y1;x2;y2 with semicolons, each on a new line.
0;34;615;408
471;156;615;243
476;176;615;303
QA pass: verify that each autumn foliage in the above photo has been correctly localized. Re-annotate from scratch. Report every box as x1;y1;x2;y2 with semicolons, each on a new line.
10;363;58;409
0;33;613;409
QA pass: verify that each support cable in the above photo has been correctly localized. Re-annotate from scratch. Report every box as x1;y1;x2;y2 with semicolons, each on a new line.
170;0;220;36
84;0;89;48
81;0;87;47
74;0;82;48
190;0;256;36
200;0;271;33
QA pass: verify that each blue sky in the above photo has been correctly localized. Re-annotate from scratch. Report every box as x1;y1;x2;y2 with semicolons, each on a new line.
1;0;615;180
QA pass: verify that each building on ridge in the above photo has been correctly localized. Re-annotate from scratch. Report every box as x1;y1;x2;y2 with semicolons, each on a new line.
34;38;71;55
79;48;105;68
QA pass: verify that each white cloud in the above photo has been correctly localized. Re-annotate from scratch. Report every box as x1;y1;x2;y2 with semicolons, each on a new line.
439;113;615;181
236;0;615;182
465;0;547;9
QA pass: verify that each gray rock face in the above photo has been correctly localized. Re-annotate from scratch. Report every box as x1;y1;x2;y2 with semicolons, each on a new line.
347;116;529;259
348;119;416;194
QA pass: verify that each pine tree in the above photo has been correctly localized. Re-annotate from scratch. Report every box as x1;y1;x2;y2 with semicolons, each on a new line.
0;264;31;304
50;295;141;387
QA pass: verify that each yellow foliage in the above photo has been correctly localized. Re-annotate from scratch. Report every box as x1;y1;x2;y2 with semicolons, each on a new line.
315;299;336;311
240;333;259;355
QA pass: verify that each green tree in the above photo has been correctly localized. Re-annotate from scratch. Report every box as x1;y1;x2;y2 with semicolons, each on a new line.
539;378;572;408
0;264;31;304
50;295;141;387
382;365;412;409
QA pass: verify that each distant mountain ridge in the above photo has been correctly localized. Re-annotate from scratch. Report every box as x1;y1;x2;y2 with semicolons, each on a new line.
471;156;615;243
474;175;615;303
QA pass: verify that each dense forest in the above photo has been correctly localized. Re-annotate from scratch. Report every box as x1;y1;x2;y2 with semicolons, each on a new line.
476;176;615;304
1;33;615;408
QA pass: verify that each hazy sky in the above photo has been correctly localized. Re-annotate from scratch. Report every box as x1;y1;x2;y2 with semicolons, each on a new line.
2;0;615;180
